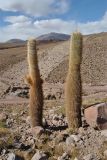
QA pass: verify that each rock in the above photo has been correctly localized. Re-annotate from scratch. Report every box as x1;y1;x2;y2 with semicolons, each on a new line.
70;135;80;142
7;153;23;160
7;153;16;160
104;150;107;158
31;151;48;160
84;103;107;129
6;118;14;127
1;149;7;155
32;126;44;137
66;136;75;147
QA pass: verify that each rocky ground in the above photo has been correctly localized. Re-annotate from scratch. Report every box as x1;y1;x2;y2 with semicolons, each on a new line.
0;102;107;160
0;33;107;159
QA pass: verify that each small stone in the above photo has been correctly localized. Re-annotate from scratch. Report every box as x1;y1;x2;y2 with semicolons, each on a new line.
70;135;80;142
2;149;7;155
66;136;75;147
7;153;16;160
6;118;13;127
7;152;23;160
31;151;48;160
32;126;44;137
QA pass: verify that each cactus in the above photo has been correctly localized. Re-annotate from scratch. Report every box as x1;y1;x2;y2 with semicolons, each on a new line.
65;32;82;129
26;39;43;127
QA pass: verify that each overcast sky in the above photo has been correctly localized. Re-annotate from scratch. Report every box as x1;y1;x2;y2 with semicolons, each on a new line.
0;0;107;42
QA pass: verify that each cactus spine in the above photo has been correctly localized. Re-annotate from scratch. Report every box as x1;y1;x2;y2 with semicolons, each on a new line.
65;32;82;129
27;39;43;127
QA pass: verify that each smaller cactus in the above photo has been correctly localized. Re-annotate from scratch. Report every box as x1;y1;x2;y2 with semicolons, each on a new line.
26;39;43;127
65;32;83;130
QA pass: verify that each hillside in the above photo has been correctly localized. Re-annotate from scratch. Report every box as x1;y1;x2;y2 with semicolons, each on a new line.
46;32;107;85
0;32;107;160
0;32;107;102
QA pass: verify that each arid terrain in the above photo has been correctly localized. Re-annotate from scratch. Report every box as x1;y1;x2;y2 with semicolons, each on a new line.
0;32;107;160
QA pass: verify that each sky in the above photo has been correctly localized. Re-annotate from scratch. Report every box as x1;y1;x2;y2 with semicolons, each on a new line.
0;0;107;42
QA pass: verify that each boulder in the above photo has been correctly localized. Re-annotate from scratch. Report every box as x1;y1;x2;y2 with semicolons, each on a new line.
84;103;107;129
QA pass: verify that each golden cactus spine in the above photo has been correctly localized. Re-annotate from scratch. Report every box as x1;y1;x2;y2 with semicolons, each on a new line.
27;39;43;127
65;32;82;129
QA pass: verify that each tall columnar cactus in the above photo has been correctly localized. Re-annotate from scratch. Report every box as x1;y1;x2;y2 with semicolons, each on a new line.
65;32;83;129
26;39;43;127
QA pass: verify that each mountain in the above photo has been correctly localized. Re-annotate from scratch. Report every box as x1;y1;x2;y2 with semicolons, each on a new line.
37;32;70;41
6;39;26;44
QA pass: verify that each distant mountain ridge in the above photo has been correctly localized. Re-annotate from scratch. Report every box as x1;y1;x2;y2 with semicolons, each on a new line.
36;32;70;41
6;39;26;43
5;33;70;44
